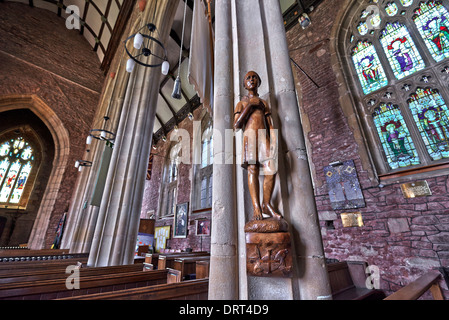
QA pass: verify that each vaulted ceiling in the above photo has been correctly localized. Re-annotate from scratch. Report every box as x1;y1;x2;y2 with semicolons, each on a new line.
2;0;322;143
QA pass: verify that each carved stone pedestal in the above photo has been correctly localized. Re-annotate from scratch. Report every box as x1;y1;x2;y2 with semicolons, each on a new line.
245;218;293;277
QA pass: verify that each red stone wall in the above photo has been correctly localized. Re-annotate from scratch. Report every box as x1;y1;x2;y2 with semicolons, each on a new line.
286;0;449;298
141;107;211;253
0;2;104;247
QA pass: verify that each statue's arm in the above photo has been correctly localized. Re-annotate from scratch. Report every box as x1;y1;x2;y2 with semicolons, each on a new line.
234;102;252;129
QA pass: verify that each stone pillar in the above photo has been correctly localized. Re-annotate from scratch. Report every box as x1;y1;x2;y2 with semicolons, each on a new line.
209;0;331;300
208;0;239;300
87;0;177;267
262;0;332;300
61;59;129;253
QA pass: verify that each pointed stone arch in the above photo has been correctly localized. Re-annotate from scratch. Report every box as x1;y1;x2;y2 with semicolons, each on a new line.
0;94;70;249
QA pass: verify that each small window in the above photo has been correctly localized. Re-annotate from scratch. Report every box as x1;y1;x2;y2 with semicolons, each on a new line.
0;136;36;208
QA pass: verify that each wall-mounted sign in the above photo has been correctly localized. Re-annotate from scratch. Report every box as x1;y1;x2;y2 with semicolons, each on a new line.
324;160;366;210
341;212;364;228
401;180;432;198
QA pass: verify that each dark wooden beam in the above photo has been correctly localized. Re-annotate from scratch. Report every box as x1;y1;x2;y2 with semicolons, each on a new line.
100;0;134;73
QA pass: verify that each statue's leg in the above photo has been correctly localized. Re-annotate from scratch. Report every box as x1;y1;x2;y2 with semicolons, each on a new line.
262;171;282;219
248;164;263;220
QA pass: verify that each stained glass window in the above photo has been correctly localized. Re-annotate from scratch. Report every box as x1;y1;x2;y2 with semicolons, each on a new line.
385;2;399;16
413;1;449;62
373;103;420;169
357;21;369;35
380;22;426;79
407;88;449;160
352;41;388;94
400;0;413;7
0;137;34;205
347;0;449;174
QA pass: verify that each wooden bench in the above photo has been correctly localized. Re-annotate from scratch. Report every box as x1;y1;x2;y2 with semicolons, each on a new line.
145;251;208;269
0;263;144;285
384;271;444;300
173;256;211;280
0;249;70;258
0;256;89;274
196;260;210;279
158;253;210;270
57;278;209;300
0;269;169;300
327;261;385;300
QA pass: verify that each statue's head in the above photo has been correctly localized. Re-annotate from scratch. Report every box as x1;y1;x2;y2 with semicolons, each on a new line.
243;71;262;90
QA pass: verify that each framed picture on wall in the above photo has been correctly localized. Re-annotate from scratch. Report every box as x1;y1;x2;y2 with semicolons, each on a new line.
196;219;210;236
174;202;188;238
154;225;170;253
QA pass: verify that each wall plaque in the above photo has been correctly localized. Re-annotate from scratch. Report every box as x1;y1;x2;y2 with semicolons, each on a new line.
401;180;432;198
324;160;365;210
341;212;364;227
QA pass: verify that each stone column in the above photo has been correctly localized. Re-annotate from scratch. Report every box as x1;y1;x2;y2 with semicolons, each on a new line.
87;0;177;267
208;0;239;300
61;59;129;253
262;0;332;300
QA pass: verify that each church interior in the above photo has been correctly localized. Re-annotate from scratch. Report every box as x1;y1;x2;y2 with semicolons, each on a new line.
0;0;448;301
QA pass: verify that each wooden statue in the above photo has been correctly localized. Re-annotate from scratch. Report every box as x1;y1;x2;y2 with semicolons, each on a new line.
234;71;292;277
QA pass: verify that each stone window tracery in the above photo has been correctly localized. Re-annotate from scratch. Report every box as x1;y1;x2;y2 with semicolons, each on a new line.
346;0;449;175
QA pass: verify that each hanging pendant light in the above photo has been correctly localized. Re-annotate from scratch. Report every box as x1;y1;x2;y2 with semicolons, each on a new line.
172;0;188;99
133;33;144;49
124;23;169;74
171;76;182;99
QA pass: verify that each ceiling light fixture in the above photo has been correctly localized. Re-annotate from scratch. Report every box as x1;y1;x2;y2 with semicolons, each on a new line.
86;116;116;144
171;0;188;99
124;22;169;75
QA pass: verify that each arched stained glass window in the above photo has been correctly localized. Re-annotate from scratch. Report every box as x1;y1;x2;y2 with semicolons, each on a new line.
344;0;449;176
0;137;34;205
380;22;426;79
413;1;449;62
373;103;420;169
408;88;449;160
352;41;388;94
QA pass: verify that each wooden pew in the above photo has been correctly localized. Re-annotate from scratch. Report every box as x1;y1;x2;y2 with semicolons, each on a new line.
0;256;89;274
145;251;208;268
384;271;444;300
0;269;168;300
196;260;210;279
158;252;210;270
0;263;144;285
0;249;70;259
172;256;211;280
327;261;385;300
58;278;209;300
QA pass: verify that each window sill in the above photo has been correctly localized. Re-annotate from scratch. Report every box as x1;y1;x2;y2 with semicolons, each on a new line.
378;162;449;184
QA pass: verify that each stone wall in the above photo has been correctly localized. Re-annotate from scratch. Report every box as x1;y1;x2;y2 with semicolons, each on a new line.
141;106;211;253
0;2;104;247
286;0;449;298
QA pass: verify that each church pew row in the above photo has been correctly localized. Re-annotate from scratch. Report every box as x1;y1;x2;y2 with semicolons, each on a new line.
0;249;69;258
0;257;89;274
157;253;210;270
57;278;209;300
145;251;209;267
0;269;170;300
172;257;210;280
0;263;144;285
